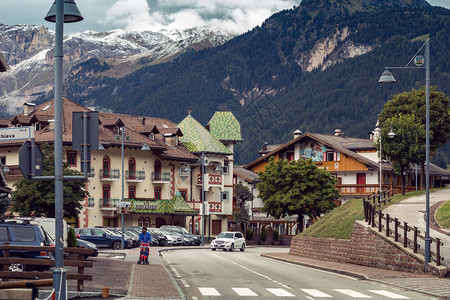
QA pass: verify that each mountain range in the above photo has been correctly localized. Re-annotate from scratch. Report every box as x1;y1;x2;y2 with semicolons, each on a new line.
1;0;449;164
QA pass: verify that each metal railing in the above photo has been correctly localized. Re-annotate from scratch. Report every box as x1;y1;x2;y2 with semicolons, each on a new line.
126;170;145;181
99;198;119;208
87;198;95;208
363;191;443;266
99;169;120;179
151;172;170;182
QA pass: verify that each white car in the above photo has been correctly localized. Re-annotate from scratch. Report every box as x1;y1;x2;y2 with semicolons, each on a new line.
211;231;246;252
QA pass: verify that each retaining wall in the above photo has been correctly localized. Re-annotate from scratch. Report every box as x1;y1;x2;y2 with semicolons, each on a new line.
289;220;447;277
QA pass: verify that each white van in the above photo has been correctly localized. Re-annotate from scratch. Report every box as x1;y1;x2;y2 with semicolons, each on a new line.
30;217;67;246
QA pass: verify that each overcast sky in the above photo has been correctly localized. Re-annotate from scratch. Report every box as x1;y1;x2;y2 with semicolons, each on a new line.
1;0;449;34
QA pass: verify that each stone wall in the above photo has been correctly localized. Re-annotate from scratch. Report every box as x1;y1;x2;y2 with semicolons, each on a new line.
289;220;447;277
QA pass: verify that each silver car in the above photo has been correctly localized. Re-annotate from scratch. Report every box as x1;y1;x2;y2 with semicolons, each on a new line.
211;231;245;252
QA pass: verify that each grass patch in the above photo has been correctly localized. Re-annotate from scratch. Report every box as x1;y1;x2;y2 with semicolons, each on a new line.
298;188;445;240
436;201;450;229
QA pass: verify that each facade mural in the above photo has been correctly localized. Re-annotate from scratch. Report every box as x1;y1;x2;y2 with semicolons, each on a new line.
300;141;327;161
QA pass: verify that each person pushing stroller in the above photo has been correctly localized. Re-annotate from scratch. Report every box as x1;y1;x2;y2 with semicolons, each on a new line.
138;226;151;264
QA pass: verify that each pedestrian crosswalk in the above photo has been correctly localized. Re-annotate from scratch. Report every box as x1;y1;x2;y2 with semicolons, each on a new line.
196;287;410;298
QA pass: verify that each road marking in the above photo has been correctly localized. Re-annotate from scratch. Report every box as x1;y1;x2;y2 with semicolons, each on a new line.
211;253;291;289
368;290;409;299
232;288;258;296
266;288;295;297
334;289;372;298
181;279;190;288
199;287;221;296
170;265;181;278
300;289;333;297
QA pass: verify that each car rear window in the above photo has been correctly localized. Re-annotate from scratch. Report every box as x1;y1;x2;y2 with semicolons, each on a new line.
0;226;10;241
12;226;36;242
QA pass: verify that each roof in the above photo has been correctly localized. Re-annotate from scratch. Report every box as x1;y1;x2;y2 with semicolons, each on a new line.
234;166;260;184
129;191;197;216
0;119;9;128
207;111;242;142
178;115;232;155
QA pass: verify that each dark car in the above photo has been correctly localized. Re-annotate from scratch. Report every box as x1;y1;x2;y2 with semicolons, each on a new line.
0;219;54;271
75;228;128;250
160;225;201;246
147;228;168;246
77;239;98;257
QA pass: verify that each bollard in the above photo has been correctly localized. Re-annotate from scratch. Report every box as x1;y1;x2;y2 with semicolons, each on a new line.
102;287;109;298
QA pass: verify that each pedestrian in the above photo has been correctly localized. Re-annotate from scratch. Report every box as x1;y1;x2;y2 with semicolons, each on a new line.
139;226;152;244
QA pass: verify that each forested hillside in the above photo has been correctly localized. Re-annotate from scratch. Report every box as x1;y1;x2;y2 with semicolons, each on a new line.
33;0;450;164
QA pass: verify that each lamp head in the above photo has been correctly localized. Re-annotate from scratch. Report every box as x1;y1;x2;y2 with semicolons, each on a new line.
98;142;105;151
378;69;396;84
45;0;83;23
184;164;191;172
141;143;151;151
388;130;396;139
214;164;223;173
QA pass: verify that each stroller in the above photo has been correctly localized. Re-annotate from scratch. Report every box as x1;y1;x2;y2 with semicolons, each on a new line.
137;243;150;265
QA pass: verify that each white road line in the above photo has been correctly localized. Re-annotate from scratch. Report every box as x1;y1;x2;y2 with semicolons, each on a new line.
368;290;409;299
211;253;291;289
199;287;221;296
334;289;372;298
266;288;295;297
232;288;258;296
170;266;181;278
300;289;333;297
181;279;190;288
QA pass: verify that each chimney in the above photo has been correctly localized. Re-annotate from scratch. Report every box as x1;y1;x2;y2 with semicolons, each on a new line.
139;117;146;125
294;129;302;139
262;142;268;151
23;102;36;116
49;119;55;130
334;129;345;138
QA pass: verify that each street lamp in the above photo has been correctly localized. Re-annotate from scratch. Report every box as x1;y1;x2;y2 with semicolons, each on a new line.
45;0;83;299
375;120;395;200
378;38;431;271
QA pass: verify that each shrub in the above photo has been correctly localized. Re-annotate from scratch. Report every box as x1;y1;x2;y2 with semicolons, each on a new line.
67;226;78;248
273;230;279;241
259;226;267;243
246;228;253;240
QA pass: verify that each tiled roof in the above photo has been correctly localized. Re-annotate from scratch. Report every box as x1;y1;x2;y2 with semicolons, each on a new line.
234;167;260;183
207;111;242;142
0;119;9;128
178;115;232;155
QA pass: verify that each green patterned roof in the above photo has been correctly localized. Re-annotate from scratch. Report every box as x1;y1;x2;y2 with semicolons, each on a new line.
178;115;232;154
207;111;242;142
129;191;197;215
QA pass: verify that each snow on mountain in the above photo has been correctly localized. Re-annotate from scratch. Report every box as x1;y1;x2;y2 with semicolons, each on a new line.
0;24;234;115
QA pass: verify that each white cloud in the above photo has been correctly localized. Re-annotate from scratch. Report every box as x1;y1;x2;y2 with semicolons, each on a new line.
100;0;298;33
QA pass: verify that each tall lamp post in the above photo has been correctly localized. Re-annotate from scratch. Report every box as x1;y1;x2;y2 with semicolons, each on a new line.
375;120;395;200
378;38;431;271
45;0;83;299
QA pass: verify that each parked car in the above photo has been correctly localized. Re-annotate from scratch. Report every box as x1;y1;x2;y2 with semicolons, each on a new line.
75;228;128;250
160;225;201;246
210;231;246;252
107;228;139;247
147;228;168;246
76;239;98;257
158;229;183;246
0;219;54;271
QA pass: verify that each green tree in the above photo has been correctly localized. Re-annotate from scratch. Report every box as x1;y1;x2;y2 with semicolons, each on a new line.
379;86;450;188
376;115;425;195
0;193;10;216
11;143;88;218
233;182;254;232
67;226;78;248
257;157;339;233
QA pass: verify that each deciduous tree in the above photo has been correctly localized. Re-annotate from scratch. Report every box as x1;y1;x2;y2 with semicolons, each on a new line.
257;157;339;232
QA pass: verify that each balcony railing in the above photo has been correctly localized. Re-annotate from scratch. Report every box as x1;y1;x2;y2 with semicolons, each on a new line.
126;170;146;181
197;174;222;185
99;198;119;209
151;172;171;183
87;198;95;208
87;168;95;178
99;169;120;180
335;184;416;196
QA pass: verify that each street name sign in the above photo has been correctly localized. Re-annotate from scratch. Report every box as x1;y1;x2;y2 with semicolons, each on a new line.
0;127;32;141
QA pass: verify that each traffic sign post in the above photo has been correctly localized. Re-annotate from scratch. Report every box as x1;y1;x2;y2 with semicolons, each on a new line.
19;140;43;180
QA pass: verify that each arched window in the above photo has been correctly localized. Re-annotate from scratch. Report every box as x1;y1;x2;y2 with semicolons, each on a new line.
138;217;144;227
102;156;111;178
128;157;136;179
154;159;161;181
144;217;150;228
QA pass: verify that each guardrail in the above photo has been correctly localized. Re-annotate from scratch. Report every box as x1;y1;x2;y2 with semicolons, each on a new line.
363;191;444;266
0;244;93;292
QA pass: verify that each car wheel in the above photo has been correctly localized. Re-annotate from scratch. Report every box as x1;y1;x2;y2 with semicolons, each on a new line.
240;243;245;252
229;243;234;252
211;248;216;251
9;258;25;272
112;241;121;250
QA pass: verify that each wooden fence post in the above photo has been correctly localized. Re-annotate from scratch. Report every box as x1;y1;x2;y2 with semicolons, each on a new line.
394;218;399;242
403;222;408;248
436;238;441;266
413;227;418;253
386;214;390;237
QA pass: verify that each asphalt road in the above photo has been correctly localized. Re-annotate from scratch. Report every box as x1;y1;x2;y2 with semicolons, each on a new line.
162;247;436;299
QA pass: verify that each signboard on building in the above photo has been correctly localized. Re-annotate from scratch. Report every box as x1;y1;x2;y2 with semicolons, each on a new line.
0;127;32;141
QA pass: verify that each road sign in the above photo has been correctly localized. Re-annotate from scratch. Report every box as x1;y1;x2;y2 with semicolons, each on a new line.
0;127;32;141
19;140;43;180
72;112;99;150
414;55;424;66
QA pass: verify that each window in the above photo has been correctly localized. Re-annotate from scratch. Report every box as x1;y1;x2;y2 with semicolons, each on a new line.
102;185;110;199
0;156;5;165
154;160;161;180
35;123;40;131
235;232;243;239
138;217;144;227
154;187;161;199
128;158;136;179
0;227;9;241
221;191;229;202
12;227;35;242
144;217;150;228
102;156;111;178
179;162;189;176
287;152;294;161
128;186;136;199
325;151;337;162
67;151;77;166
149;133;154;140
